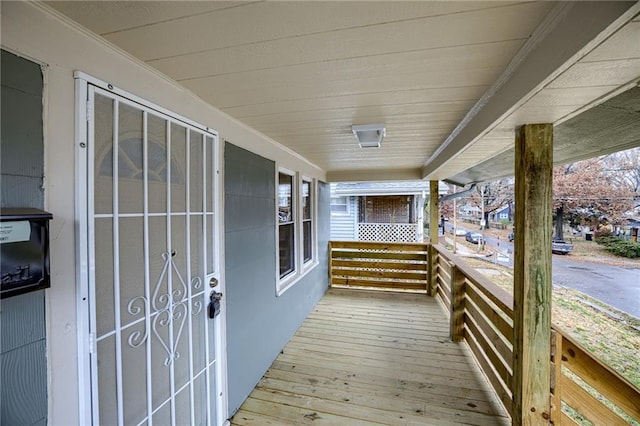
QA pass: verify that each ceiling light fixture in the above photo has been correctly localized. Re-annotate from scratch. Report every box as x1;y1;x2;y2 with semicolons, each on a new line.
352;124;385;148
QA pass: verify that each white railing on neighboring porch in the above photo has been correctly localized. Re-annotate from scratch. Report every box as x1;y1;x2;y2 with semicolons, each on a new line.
358;222;419;242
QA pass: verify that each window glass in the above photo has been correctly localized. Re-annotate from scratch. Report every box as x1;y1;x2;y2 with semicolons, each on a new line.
278;173;293;223
330;196;348;214
278;172;295;278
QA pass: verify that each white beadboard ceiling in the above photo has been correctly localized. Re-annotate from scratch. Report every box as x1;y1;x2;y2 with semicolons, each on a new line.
47;1;640;184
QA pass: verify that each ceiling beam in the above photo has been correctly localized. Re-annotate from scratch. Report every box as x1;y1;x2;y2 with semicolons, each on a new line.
422;1;640;181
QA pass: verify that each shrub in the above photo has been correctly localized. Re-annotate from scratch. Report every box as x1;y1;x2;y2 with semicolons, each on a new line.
593;231;640;258
595;235;618;246
604;239;640;259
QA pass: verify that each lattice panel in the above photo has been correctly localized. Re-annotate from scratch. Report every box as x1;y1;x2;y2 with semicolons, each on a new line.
358;223;417;242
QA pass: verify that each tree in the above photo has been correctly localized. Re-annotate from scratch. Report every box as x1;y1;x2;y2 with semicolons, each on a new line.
602;147;640;194
468;179;514;229
553;158;634;238
439;185;455;219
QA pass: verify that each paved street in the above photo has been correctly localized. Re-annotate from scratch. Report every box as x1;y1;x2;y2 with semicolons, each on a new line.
552;257;640;318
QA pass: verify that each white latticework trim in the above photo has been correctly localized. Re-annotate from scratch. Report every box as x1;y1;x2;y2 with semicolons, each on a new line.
358;223;418;242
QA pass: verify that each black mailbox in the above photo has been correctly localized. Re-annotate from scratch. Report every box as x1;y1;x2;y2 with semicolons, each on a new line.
1;208;53;299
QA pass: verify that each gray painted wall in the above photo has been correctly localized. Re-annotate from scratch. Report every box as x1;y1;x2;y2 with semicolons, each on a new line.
0;50;48;426
1;50;45;208
224;143;329;416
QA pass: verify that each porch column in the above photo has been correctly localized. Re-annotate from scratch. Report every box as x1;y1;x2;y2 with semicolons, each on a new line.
428;181;439;296
416;193;425;242
513;124;553;425
429;181;439;244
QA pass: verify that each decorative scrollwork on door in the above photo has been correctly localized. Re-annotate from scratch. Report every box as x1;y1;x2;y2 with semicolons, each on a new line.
126;250;193;366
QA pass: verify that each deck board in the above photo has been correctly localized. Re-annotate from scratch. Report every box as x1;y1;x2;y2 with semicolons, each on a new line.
231;288;510;425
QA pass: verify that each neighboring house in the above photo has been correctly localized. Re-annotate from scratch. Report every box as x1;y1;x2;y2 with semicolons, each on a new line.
491;205;511;222
330;181;448;243
627;205;640;242
460;205;482;218
626;218;640;242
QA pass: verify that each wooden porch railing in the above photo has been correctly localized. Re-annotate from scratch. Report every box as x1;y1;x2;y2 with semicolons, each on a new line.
550;326;640;425
328;240;640;424
329;241;428;292
433;244;515;414
431;243;640;425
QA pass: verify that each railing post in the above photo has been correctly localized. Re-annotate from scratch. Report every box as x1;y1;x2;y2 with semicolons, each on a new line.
549;329;563;424
328;241;333;288
427;244;437;296
449;263;465;342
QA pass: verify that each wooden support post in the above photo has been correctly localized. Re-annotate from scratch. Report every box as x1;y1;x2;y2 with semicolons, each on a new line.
450;264;465;342
428;181;440;295
513;124;553;425
429;180;440;244
427;245;436;296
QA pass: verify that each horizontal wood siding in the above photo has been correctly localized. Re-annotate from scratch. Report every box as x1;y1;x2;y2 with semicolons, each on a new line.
329;241;428;292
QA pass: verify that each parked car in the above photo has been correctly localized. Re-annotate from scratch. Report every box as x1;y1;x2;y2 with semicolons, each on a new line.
465;231;484;244
508;233;574;254
450;227;467;236
552;237;573;255
508;232;514;242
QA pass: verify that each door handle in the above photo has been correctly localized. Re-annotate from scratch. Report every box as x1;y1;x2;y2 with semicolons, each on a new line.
208;291;223;319
209;277;219;288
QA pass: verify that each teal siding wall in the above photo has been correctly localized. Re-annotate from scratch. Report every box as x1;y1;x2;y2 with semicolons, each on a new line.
224;143;329;416
0;50;48;426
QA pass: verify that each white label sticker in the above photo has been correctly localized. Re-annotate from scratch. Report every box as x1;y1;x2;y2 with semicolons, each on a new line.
0;221;31;244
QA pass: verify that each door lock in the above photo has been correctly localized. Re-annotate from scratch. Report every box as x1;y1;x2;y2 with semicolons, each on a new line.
209;277;219;288
208;291;223;319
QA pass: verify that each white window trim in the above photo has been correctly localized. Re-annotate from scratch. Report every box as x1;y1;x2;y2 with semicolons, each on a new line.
276;168;318;296
301;175;317;270
330;195;350;216
277;167;297;284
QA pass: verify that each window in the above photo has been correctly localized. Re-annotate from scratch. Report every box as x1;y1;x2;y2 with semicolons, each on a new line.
278;172;295;279
330;196;349;214
277;169;318;294
358;195;413;223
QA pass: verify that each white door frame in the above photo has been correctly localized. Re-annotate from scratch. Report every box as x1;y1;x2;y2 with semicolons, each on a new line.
74;71;228;426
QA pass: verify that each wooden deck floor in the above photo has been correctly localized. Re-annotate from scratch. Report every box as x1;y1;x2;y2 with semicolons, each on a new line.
231;288;510;425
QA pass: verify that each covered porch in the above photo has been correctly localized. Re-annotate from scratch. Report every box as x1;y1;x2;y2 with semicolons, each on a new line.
2;2;640;425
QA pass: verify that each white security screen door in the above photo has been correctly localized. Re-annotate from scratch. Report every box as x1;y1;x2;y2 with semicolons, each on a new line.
77;78;226;426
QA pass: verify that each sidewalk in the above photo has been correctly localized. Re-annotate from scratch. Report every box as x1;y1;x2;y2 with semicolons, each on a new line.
440;235;513;266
